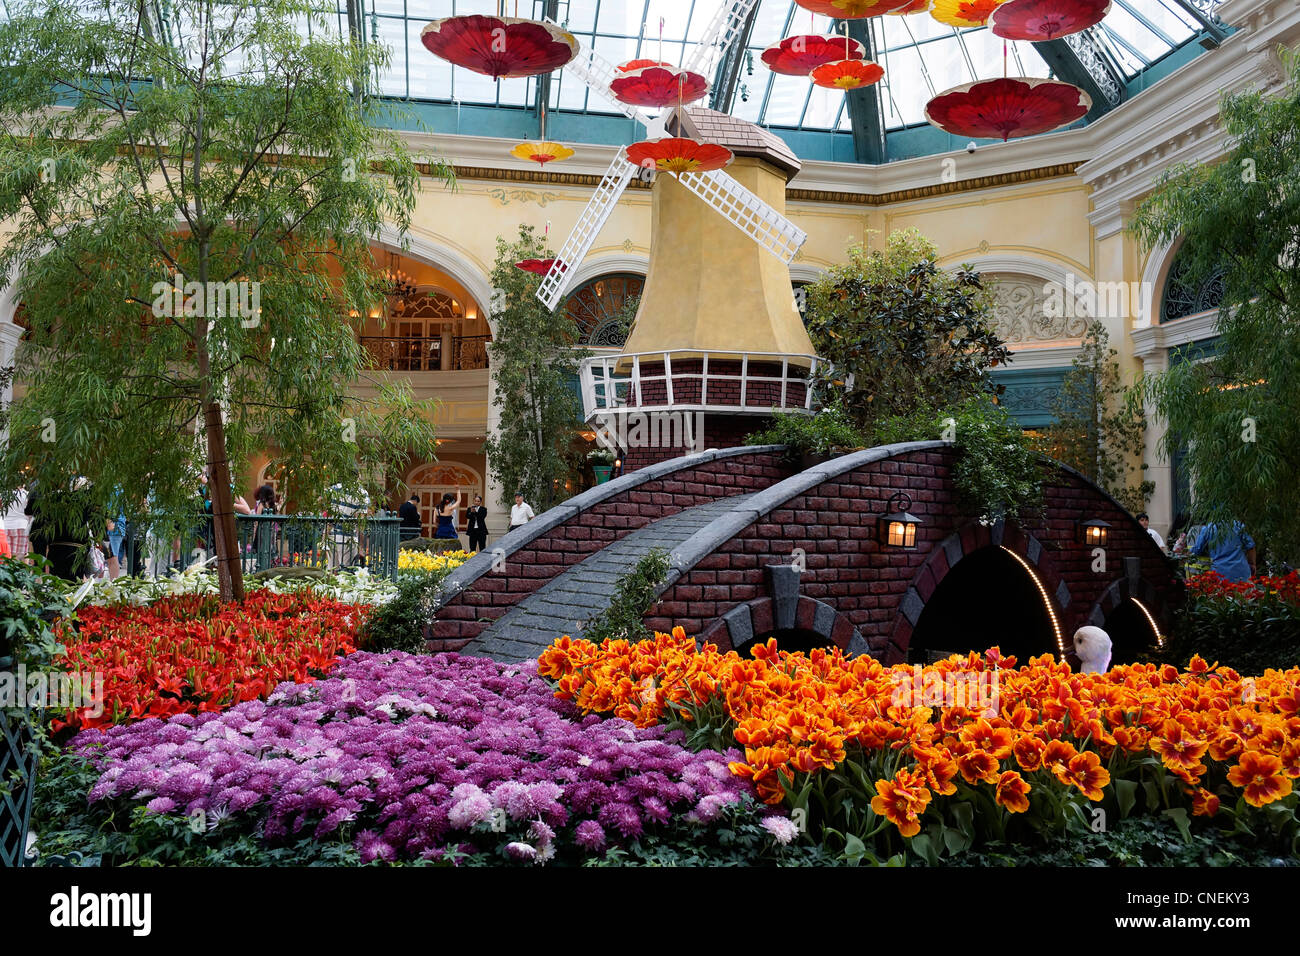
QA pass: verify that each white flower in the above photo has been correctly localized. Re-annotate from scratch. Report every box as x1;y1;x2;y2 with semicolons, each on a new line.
761;816;800;846
576;755;593;767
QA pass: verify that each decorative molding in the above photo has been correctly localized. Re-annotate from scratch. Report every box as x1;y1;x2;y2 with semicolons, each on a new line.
988;273;1090;345
785;163;1085;207
1004;344;1084;370
1130;310;1220;358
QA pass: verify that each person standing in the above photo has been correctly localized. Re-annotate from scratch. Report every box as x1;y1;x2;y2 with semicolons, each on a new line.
1192;521;1256;582
466;494;488;552
509;491;535;532
433;493;460;542
398;493;422;540
1136;513;1165;551
2;484;26;557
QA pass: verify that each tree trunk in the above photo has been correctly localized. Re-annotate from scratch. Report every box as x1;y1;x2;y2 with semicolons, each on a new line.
204;401;245;602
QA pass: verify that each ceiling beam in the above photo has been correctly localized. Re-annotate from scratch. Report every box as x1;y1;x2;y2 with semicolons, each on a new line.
535;0;560;138
838;19;886;165
709;1;760;114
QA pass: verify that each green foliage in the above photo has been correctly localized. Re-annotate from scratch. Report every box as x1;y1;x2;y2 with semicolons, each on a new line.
953;815;1291;868
360;568;454;653
582;549;671;646
872;396;1045;521
803;229;1009;431
1129;50;1300;563
1033;321;1153;513
744;403;864;460
0;0;446;600
482;224;588;514
1162;593;1300;675
0;556;69;673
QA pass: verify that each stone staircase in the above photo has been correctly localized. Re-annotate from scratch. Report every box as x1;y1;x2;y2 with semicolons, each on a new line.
466;493;755;662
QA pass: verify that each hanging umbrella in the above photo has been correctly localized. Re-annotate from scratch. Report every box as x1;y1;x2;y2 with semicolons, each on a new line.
793;0;917;17
421;15;579;78
625;138;733;178
762;35;866;76
510;141;576;167
990;0;1111;41
930;0;1011;27
886;0;934;12
811;59;885;90
516;258;565;275
925;76;1092;141
610;65;710;108
617;58;673;72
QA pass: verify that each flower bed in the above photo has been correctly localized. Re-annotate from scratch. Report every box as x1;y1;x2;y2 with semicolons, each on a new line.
1168;571;1300;674
54;591;363;732
539;629;1300;863
64;652;763;864
397;549;473;575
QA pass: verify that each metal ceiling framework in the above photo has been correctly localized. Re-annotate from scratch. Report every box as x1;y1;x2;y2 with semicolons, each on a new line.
0;0;1229;162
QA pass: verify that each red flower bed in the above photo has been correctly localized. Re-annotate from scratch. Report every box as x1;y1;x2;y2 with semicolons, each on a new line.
55;592;365;732
1187;570;1300;603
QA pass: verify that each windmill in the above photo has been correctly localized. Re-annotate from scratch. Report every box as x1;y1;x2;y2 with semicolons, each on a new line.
534;0;809;312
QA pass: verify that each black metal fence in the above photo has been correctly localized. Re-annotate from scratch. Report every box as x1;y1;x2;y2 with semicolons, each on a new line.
121;513;402;580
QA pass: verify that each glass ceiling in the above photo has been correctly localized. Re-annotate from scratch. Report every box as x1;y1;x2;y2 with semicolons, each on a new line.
363;0;1219;134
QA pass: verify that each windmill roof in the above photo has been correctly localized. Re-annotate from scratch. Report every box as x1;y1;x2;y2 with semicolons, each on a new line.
672;107;801;182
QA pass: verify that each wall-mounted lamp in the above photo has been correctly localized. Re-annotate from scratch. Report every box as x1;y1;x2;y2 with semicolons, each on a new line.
877;491;922;550
1077;518;1110;547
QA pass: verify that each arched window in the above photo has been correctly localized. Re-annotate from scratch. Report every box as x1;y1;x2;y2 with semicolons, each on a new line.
565;274;643;347
1161;245;1226;323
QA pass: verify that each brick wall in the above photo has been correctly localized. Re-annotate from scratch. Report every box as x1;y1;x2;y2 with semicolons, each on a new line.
643;446;1181;664
427;448;794;651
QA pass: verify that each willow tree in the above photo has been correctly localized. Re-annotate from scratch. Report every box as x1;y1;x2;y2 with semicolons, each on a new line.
0;0;447;600
1130;51;1300;562
483;225;588;514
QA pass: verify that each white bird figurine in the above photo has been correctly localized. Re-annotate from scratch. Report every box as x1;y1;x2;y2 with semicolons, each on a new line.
1072;626;1113;674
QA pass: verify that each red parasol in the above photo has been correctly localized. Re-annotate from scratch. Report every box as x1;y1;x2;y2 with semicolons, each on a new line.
925;76;1092;142
421;16;579;79
761;35;866;76
516;258;565;275
930;0;1010;27
617;58;673;72
610;65;710;108
990;0;1111;41
625;137;733;178
811;59;884;90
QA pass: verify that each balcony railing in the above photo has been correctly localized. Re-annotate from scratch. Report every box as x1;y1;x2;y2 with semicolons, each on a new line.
579;350;821;420
360;334;491;372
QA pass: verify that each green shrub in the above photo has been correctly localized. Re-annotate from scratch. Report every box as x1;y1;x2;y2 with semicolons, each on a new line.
745;403;864;461
1160;571;1300;673
583;549;671;645
360;567;454;653
399;537;463;553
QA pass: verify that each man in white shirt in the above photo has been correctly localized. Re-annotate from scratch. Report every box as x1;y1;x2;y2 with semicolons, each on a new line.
509;492;535;532
1137;513;1165;551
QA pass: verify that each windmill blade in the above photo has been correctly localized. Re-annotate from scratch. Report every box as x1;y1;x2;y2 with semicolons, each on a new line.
536;153;640;311
683;0;761;77
676;167;807;264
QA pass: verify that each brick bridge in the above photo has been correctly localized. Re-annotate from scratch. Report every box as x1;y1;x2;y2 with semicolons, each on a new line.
429;441;1181;664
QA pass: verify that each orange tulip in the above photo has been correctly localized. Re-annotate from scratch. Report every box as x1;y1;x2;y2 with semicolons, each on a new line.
995;770;1031;813
1151;718;1210;772
1191;787;1221;817
1227;751;1293;808
1062;751;1110;801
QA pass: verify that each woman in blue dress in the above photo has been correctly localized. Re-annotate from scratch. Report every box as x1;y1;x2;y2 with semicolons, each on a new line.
434;494;459;541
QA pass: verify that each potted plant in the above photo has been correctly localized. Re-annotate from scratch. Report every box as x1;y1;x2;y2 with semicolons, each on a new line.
587;447;616;484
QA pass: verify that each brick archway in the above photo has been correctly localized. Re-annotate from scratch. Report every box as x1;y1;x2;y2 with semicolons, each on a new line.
699;593;868;657
1087;573;1170;650
887;519;1072;663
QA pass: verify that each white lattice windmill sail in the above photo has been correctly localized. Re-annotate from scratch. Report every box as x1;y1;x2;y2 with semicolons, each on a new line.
683;0;761;77
536;152;639;311
677;166;806;264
